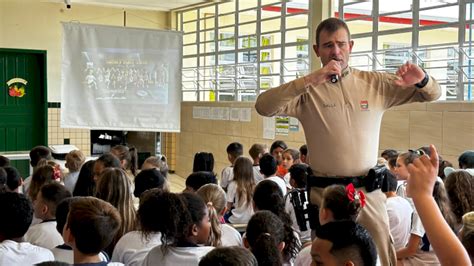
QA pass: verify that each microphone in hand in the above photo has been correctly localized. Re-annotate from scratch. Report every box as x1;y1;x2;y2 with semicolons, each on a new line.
330;74;339;83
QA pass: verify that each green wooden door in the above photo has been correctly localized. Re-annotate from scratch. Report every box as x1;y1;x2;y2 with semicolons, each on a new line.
0;49;47;178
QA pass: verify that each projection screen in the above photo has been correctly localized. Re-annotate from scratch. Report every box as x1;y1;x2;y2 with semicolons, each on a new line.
61;23;182;132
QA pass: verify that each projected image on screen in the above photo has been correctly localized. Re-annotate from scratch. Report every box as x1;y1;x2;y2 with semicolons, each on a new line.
61;23;182;132
82;50;169;104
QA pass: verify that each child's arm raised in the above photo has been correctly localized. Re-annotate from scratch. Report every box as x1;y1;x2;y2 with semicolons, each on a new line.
406;144;470;266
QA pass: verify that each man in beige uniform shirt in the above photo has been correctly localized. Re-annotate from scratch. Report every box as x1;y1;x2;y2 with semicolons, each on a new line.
255;18;441;265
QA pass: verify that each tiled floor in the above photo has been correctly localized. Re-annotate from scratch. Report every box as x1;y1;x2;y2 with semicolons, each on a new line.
168;173;186;192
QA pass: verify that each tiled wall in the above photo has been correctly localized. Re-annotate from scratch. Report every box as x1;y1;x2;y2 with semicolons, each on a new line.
47;106;91;156
175;101;474;179
162;132;177;172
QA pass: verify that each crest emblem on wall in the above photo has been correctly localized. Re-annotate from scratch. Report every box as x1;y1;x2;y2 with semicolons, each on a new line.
7;78;27;97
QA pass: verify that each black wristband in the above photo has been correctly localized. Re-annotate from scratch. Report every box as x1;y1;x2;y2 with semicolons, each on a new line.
415;70;429;88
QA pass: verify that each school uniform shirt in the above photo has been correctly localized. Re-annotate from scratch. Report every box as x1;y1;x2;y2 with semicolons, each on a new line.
220;224;243;247
0;239;54;265
226;181;254;224
266;175;287;195
252;165;264;184
64;171;80;193
220;166;233;190
386;196;413;249
111;231;161;264
25;220;63;250
52;244;109;264
142;245;215;266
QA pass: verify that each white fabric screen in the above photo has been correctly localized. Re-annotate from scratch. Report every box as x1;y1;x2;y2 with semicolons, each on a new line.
61;23;182;132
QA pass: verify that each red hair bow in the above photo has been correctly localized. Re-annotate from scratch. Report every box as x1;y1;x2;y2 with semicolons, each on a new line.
346;183;366;208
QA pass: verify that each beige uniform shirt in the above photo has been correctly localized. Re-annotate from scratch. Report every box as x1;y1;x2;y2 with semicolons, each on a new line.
255;67;441;177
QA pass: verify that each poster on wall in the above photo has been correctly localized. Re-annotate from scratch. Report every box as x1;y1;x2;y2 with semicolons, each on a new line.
275;116;289;136
263;116;275;139
289;117;299;132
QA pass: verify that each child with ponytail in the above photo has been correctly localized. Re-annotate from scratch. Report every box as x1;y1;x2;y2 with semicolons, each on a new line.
319;183;365;225
197;184;242;247
244;211;287;266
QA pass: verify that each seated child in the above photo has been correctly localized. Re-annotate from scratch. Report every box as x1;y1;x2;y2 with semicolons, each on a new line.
25;182;72;250
199;246;257;266
244;211;287;266
248;144;266;184
192;152;215;173
225;157;255;224
196;184;242;247
294;183;366;265
259;153;287;195
0;192;54;264
63;196;122;265
112;189;163;265
63;150;85;193
23;146;52;194
270;140;288;178
220;142;243;191
253;180;301;264
133;168;168;199
52;198;109;264
184;171;217;193
285;164;311;244
142;155;169;178
311;220;377;266
3;166;23;193
382;171;413;249
141;192;214;265
0;155;10;167
281;148;300;187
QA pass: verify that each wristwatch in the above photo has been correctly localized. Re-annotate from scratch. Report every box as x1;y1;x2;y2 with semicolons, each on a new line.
415;70;429;88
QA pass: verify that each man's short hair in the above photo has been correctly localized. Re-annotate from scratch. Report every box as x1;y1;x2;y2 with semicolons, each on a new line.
259;153;277;177
316;18;351;46
459;150;474;169
67;197;121;255
249;144;266;160
0;155;10;167
40;182;72;217
226;142;244;159
315;221;377;266
0;192;33;239
199;246;258;266
134;168;166;198
186;171;217;191
29;146;52;167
